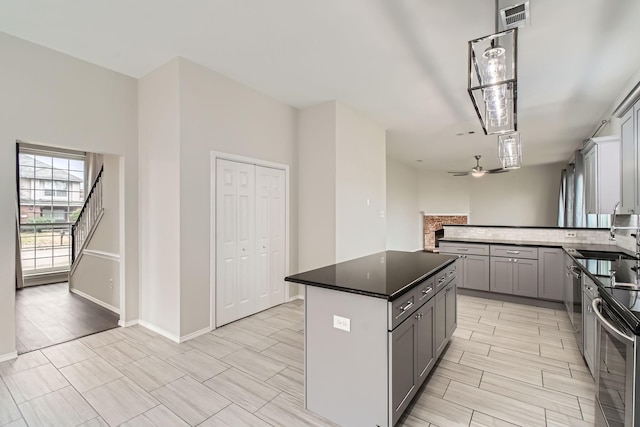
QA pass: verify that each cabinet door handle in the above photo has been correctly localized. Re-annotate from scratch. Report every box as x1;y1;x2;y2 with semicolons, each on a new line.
508;258;512;262
438;277;446;284
514;259;518;263
422;287;433;295
507;250;520;254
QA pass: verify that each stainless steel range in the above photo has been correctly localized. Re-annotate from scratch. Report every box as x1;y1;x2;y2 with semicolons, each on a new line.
581;257;640;427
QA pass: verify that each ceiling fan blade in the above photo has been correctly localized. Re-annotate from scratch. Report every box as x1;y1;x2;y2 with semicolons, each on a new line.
447;171;469;175
487;168;510;174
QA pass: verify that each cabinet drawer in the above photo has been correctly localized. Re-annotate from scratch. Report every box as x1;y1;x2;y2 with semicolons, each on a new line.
445;260;458;282
416;276;435;303
439;243;489;256
435;269;448;292
490;245;538;259
389;289;418;330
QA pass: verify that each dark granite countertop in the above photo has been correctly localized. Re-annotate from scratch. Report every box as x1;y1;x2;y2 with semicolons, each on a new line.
285;251;456;301
443;224;609;230
439;237;564;247
572;255;640;335
439;237;635;257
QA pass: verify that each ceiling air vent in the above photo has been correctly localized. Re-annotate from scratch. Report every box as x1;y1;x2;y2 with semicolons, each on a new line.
500;1;530;30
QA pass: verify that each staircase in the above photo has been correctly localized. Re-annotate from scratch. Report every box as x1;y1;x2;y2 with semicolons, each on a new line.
70;165;104;271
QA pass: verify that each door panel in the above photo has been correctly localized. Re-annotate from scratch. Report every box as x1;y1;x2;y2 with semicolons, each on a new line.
255;169;271;311
417;298;435;381
390;317;417;426
513;259;538;298
216;160;285;326
216;159;255;326
465;255;489;291
490;257;513;294
435;289;446;356
268;168;286;305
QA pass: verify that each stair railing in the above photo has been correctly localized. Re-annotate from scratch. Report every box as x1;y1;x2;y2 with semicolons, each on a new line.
71;165;104;265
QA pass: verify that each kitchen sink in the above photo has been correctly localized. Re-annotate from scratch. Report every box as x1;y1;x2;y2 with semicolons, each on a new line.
577;250;637;261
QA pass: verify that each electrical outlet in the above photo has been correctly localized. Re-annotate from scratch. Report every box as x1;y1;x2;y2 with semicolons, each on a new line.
109;278;113;289
333;315;351;332
566;231;577;238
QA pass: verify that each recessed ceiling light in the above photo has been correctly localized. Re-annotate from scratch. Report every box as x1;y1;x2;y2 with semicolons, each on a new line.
468;131;475;134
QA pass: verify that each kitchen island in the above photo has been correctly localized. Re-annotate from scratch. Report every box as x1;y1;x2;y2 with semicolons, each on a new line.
285;250;458;427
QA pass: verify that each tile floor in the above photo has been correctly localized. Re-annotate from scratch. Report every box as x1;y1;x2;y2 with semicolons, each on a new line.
0;295;595;426
15;283;119;354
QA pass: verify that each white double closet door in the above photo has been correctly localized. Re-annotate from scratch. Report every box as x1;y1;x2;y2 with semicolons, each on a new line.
216;159;286;327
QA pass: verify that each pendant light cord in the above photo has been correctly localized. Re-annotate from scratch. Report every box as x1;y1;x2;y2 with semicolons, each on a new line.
495;0;499;33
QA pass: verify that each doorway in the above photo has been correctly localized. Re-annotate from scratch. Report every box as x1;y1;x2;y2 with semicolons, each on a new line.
15;143;119;353
211;153;290;328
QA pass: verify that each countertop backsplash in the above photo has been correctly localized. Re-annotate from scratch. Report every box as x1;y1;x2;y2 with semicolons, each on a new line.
443;225;615;246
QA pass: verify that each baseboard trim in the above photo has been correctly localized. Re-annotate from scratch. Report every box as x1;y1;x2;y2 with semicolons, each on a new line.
138;320;181;343
70;288;120;314
179;327;210;343
287;294;304;302
0;351;18;362
118;319;139;327
458;288;564;310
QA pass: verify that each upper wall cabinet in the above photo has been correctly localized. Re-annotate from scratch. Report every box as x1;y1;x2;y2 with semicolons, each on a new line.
620;106;636;214
583;135;620;215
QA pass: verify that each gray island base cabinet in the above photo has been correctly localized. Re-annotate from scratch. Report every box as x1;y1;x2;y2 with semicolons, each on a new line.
297;255;458;427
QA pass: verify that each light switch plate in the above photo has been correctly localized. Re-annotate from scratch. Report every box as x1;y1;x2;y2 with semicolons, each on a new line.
333;315;351;332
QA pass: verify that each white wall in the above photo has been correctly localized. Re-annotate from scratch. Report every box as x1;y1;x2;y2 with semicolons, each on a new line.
178;59;298;337
298;101;386;268
0;32;138;357
418;170;471;215
298;103;337;272
417;163;564;227
468;163;564;226
386;158;422;251
138;59;182;337
71;154;121;310
335;103;386;262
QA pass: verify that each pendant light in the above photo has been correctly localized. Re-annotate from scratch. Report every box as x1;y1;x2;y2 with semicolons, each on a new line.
468;1;518;135
498;132;522;169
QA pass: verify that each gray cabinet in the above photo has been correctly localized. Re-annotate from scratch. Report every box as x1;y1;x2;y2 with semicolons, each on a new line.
434;286;447;357
538;248;564;301
621;106;636;214
439;243;489;291
513;258;538;298
390;313;418;423
489;245;538;298
490;256;513;294
391;280;448;426
445;278;457;339
416;297;435;382
464;255;490;291
583;136;620;214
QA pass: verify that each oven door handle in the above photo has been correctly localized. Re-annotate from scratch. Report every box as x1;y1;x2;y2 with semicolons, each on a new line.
592;298;635;344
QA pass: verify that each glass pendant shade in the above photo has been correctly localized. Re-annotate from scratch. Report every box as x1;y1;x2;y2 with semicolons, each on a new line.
468;29;518;135
498;132;522;169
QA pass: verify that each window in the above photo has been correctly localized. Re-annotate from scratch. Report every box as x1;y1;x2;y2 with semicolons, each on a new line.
18;148;86;274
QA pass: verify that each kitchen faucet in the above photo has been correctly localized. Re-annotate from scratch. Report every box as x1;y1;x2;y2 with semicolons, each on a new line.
610;201;640;259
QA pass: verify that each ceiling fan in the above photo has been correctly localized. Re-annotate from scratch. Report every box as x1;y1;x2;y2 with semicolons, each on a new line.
447;155;509;177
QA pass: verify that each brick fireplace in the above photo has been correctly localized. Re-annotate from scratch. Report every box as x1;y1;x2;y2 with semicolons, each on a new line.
423;214;468;251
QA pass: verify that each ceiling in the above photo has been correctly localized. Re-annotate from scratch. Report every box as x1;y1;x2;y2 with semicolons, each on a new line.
1;0;639;171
